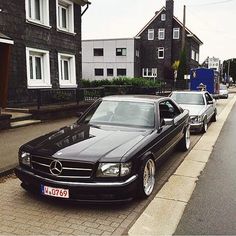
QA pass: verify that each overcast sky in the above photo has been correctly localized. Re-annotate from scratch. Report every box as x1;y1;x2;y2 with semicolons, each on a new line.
81;0;236;63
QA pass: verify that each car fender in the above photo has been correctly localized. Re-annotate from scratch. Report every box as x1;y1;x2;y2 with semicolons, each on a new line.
140;152;155;165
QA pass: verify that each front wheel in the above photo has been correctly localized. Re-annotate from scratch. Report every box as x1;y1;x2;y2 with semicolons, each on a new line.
201;119;208;133
178;126;191;151
138;157;156;199
211;110;217;122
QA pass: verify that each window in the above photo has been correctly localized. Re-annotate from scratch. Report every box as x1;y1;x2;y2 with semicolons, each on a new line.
196;52;199;62
116;48;127;56
58;53;76;88
148;29;154;40
107;68;114;77
173;28;180;39
158;29;165;40
93;48;104;56
191;50;195;60
26;47;51;88
95;68;104;76
159;100;181;125
142;68;157;78
161;14;166;21
117;69;126;76
158;47;164;59
25;0;50;27
205;93;213;103
57;0;74;33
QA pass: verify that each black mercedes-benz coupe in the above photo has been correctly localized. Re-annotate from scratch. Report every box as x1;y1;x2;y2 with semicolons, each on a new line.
15;95;190;202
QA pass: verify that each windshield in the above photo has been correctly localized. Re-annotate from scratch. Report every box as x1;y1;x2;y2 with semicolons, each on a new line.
171;93;205;105
81;100;155;128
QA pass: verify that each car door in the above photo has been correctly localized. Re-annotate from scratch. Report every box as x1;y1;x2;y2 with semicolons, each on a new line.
152;99;184;161
204;92;214;122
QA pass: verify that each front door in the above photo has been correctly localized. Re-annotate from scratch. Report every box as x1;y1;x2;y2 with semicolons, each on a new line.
0;43;11;109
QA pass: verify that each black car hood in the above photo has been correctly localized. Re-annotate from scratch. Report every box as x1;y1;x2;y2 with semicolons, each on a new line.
23;123;151;163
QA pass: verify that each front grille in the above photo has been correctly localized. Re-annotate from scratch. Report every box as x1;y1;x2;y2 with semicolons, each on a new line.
31;155;94;179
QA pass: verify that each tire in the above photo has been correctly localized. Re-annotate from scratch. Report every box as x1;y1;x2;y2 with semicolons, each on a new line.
138;157;156;199
201;118;208;133
178;126;191;151
211;110;217;122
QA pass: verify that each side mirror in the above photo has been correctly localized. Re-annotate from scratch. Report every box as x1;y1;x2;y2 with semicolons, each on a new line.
163;118;174;126
207;100;213;105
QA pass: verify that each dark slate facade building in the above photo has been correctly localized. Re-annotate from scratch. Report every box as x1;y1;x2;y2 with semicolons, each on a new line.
0;0;89;106
82;0;203;82
136;0;203;80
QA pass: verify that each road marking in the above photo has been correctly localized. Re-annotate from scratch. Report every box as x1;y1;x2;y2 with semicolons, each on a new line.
129;94;236;235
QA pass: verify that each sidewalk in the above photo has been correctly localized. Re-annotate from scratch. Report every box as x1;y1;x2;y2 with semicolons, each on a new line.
175;99;236;234
0;117;76;174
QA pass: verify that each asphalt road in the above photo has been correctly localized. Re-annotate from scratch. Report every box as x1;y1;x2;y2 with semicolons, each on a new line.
175;100;236;235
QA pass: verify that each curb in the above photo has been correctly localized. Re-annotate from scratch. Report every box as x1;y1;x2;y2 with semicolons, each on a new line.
0;165;17;178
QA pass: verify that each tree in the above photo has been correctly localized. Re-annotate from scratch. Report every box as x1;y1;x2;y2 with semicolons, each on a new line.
223;59;236;83
163;65;174;83
177;49;188;81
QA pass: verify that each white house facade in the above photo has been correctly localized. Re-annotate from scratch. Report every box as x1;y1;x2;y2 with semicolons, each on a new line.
82;38;139;80
208;57;221;72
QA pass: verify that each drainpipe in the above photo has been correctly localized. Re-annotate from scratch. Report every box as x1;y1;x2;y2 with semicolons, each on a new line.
81;3;90;16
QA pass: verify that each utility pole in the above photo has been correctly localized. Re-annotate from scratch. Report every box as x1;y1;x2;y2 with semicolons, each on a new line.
181;5;186;51
227;59;231;83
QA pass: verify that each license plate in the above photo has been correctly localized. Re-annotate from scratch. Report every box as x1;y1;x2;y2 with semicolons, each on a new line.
41;185;69;199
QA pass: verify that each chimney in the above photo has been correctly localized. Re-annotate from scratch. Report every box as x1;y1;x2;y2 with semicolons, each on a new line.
164;0;174;68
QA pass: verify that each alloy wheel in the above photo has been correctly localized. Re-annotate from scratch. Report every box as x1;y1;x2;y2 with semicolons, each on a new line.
185;126;191;150
143;159;156;196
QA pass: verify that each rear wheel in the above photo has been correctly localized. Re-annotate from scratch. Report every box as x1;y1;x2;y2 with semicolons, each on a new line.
138;157;156;199
178;126;191;151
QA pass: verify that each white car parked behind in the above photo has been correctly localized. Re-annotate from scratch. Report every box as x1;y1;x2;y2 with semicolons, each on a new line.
170;91;217;133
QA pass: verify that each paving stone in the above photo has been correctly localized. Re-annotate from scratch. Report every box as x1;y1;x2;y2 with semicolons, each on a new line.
84;227;103;235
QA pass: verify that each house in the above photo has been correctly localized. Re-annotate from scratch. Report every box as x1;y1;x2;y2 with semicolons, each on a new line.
0;0;90;107
82;38;140;80
82;0;203;81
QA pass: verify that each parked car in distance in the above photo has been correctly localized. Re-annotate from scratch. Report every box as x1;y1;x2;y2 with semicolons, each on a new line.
15;95;190;202
219;84;229;99
170;91;217;133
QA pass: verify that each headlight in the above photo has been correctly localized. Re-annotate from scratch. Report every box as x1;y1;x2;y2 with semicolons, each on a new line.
19;151;31;167
96;163;132;177
190;116;203;123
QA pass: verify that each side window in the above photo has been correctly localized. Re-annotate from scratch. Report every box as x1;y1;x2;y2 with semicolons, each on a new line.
159;100;181;126
205;93;213;103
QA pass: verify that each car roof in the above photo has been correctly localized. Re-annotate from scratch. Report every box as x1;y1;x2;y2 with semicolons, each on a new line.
171;91;206;95
102;95;164;103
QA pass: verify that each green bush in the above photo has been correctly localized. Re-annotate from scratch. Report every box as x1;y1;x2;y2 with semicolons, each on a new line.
81;77;161;88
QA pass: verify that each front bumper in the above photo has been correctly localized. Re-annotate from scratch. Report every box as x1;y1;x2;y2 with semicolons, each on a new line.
15;166;138;202
189;122;203;131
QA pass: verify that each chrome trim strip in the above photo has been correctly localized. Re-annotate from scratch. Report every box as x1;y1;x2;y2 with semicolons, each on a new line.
31;161;50;168
62;167;92;171
16;167;138;187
